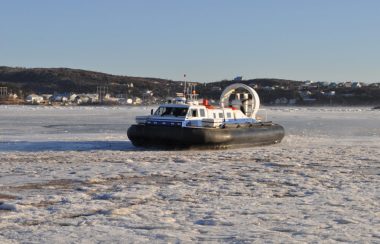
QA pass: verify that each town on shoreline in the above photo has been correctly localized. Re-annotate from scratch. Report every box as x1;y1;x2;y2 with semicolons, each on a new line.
1;80;379;107
1;67;379;106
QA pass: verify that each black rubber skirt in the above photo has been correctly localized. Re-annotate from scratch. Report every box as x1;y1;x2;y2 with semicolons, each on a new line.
127;123;285;149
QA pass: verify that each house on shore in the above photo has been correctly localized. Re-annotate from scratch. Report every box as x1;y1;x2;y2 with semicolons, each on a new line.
25;94;44;104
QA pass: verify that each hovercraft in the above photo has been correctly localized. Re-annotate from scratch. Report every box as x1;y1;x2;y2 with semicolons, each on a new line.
127;83;285;149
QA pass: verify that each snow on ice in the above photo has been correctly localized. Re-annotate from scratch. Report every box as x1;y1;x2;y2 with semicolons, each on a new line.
0;105;379;243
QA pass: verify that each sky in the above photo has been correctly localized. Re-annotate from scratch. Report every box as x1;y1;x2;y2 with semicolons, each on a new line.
1;0;379;83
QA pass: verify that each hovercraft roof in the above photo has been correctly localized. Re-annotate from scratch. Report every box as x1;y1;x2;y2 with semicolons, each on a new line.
159;103;190;108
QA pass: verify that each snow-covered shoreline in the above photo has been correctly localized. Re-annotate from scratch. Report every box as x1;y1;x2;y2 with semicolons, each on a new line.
0;106;379;242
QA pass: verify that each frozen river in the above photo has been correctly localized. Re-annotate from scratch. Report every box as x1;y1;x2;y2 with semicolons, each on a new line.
0;105;379;243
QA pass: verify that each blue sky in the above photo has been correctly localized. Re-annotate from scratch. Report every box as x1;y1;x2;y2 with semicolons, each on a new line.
1;0;379;83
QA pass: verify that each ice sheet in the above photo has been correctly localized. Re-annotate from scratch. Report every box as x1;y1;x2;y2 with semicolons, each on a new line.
0;105;379;242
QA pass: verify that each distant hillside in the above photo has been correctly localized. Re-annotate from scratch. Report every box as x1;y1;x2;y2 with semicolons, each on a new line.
0;66;182;98
0;66;302;100
1;66;379;105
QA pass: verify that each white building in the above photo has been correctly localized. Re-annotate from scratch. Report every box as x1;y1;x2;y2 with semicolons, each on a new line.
41;94;53;101
8;93;18;99
25;94;44;104
126;98;133;104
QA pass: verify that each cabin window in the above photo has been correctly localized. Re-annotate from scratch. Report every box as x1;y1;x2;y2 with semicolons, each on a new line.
219;113;224;118
173;108;188;117
200;109;206;117
191;109;198;117
155;107;188;117
213;113;217;119
161;107;173;116
154;107;165;116
226;112;232;118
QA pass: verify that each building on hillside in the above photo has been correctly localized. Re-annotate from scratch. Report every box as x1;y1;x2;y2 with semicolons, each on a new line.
0;87;8;98
342;81;353;88
274;97;288;105
352;82;362;88
104;94;120;103
41;94;53;101
126;98;133;104
249;83;259;89
234;76;243;81
8;93;18;99
134;97;142;105
25;94;44;104
263;86;275;91
50;94;68;103
72;94;99;104
69;94;78;102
